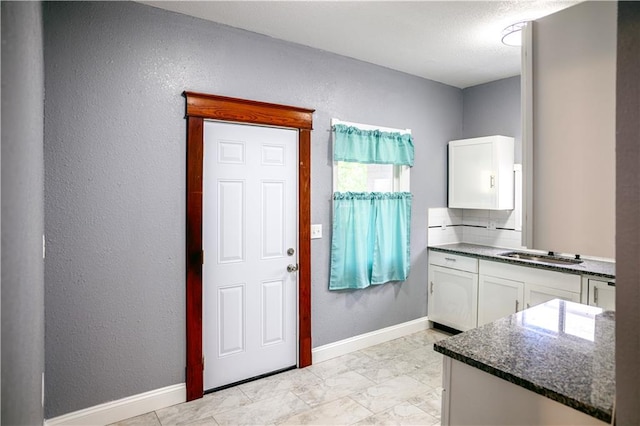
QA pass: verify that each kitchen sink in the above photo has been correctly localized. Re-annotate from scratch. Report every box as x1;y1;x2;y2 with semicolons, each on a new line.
498;251;583;265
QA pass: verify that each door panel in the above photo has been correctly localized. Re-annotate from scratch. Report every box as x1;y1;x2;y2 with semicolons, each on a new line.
478;275;524;326
262;279;285;345
218;180;245;263
218;284;245;356
203;121;298;390
428;264;478;331
262;181;285;258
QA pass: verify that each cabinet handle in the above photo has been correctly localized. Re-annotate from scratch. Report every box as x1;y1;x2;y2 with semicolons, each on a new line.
444;257;457;262
607;281;615;287
594;287;599;304
490;175;495;188
430;281;434;295
526;303;530;309
515;299;519;312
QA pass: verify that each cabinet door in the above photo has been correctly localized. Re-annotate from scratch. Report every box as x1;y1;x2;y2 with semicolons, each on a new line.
448;136;514;210
478;275;524;326
524;283;581;309
449;139;495;209
428;264;478;331
588;279;615;311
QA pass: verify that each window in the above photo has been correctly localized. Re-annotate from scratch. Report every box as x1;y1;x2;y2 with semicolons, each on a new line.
335;161;409;192
329;119;414;290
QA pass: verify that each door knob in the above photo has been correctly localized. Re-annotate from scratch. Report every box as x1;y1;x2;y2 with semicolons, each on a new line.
287;264;299;272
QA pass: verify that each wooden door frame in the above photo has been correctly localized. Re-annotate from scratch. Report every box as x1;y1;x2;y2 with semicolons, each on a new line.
184;92;314;401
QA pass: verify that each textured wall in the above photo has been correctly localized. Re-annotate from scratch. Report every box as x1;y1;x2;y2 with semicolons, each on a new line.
615;2;640;423
1;2;46;424
532;1;616;258
43;1;462;417
462;76;521;162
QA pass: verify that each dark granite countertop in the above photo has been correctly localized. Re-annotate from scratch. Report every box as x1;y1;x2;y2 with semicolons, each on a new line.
428;243;615;279
434;299;615;423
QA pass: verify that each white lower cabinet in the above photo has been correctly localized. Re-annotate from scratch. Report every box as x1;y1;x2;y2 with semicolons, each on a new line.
587;278;616;310
477;259;581;325
428;252;478;331
478;275;524;326
430;251;609;332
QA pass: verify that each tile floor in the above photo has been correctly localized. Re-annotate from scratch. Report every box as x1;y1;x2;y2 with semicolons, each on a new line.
112;328;450;426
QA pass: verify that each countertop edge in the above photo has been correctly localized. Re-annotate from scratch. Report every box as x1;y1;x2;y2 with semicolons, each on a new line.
428;245;615;279
433;343;612;424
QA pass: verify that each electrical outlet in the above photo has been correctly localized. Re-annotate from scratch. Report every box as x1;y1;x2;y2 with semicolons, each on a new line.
311;224;322;239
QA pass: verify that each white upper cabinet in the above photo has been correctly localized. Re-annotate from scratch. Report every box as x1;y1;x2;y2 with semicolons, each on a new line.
448;136;514;210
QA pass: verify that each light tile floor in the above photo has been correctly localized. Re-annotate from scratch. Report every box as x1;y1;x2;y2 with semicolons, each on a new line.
111;328;450;426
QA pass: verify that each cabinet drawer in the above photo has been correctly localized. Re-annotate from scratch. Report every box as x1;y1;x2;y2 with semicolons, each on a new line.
429;251;478;273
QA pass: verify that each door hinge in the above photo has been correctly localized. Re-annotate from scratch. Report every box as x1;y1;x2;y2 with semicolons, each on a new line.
202;356;205;369
202;250;205;265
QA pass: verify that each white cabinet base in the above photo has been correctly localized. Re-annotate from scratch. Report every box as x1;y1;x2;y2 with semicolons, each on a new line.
441;357;607;426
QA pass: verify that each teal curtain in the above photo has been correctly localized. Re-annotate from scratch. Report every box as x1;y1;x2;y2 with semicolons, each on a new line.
329;192;412;290
333;124;414;166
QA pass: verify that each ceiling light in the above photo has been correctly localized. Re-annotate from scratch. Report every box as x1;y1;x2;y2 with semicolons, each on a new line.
501;21;528;47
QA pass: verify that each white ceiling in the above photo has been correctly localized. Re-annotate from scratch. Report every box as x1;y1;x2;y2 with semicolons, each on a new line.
141;1;580;88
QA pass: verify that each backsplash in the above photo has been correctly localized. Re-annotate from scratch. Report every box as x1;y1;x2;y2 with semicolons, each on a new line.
428;164;524;249
427;207;525;249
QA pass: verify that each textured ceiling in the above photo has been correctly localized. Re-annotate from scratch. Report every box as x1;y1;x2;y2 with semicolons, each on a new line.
141;1;581;88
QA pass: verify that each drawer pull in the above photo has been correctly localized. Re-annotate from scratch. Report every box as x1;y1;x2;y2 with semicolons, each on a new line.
430;281;434;295
444;257;457;262
515;299;519;312
594;287;599;304
608;281;615;287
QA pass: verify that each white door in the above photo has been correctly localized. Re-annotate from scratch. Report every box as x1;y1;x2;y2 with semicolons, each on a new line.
428;265;478;331
478;275;524;326
202;120;298;390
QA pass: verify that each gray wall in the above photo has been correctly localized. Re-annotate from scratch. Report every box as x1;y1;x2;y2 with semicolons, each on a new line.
462;76;521;162
531;1;616;258
1;2;46;424
616;2;640;423
43;1;462;417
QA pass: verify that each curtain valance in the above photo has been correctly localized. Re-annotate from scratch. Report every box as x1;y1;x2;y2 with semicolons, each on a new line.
333;124;414;166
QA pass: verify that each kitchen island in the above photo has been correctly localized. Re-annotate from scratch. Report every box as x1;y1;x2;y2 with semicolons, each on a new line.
434;299;614;425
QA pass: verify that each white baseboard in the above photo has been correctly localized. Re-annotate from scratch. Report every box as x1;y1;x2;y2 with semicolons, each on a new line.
44;383;185;426
43;319;431;425
312;316;431;364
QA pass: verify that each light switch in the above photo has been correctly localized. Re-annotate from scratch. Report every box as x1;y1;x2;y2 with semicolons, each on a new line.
311;224;322;239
